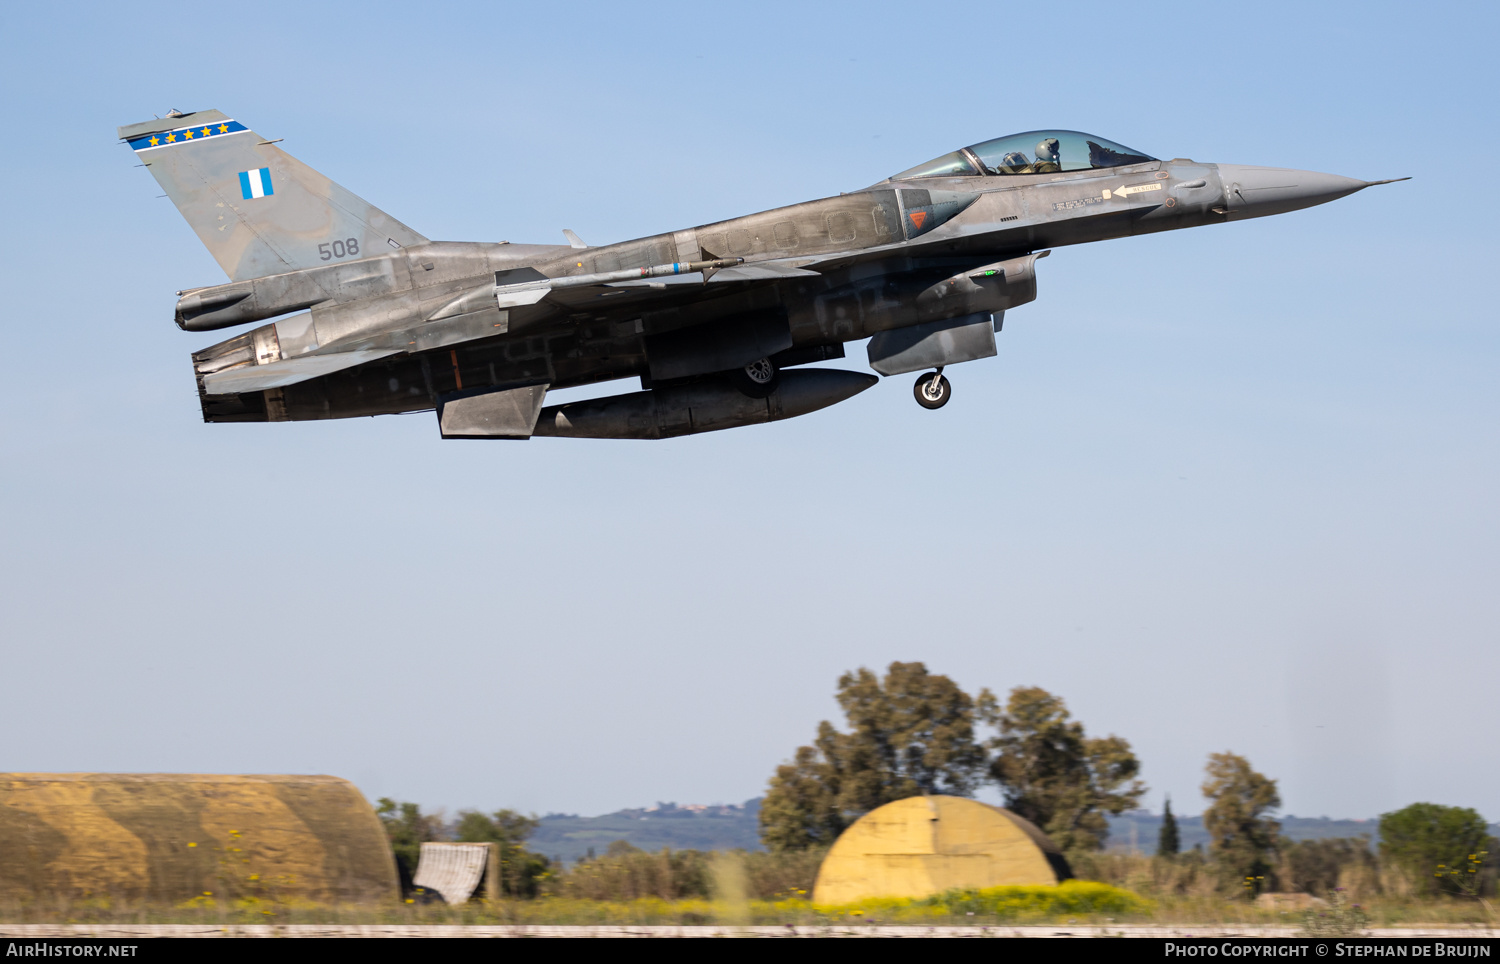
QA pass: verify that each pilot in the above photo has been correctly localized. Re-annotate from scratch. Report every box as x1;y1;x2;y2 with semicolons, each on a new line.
1032;138;1062;173
997;151;1032;174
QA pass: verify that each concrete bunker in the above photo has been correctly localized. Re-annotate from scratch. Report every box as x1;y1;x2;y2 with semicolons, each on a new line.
812;795;1073;904
0;773;398;904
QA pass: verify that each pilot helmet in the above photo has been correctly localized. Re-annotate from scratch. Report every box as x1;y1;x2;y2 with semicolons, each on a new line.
1035;138;1061;163
999;151;1030;171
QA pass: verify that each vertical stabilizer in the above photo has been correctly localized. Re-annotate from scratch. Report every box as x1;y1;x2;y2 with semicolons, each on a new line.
119;110;428;281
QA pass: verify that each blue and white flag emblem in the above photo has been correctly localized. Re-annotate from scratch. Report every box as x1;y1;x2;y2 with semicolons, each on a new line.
238;168;274;200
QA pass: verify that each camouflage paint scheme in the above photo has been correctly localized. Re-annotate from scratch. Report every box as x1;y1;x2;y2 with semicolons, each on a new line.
0;774;398;904
119;111;1400;439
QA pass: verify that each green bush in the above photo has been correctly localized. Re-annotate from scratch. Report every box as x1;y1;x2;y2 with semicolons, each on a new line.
1378;803;1495;896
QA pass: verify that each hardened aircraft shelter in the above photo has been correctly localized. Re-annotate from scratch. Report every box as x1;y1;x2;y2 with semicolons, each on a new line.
813;795;1072;904
0;773;398;904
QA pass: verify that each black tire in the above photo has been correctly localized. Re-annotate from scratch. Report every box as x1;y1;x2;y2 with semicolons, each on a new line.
914;371;951;409
731;357;780;398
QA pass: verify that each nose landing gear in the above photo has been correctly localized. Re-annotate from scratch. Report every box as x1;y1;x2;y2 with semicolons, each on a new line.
914;368;951;409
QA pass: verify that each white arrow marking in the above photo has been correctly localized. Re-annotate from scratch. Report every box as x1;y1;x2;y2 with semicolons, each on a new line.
1110;182;1164;199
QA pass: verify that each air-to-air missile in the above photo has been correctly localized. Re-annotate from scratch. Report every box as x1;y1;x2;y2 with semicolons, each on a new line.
120;111;1404;440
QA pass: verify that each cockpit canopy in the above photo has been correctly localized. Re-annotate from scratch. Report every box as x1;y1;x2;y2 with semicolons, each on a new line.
893;130;1154;179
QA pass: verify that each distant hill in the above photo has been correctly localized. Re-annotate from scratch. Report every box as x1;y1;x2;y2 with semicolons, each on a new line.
532;801;762;864
1103;812;1380;853
1103;812;1500;854
531;800;1499;864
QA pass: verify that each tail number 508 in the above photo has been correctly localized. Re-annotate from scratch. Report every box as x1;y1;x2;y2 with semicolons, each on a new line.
319;238;361;260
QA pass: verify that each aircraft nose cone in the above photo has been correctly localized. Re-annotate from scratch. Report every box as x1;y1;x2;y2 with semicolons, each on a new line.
1216;164;1368;219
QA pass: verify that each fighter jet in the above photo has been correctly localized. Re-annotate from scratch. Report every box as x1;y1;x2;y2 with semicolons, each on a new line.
120;111;1403;439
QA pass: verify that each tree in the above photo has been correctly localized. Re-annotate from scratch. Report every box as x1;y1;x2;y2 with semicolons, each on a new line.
1158;796;1181;856
759;662;992;851
1201;752;1281;885
829;662;992;805
986;686;1146;853
375;798;446;883
454;808;552;898
1378;803;1494;896
759;742;846;852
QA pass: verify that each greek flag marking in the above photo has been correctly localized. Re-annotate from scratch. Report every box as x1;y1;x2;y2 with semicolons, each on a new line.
239;168;273;200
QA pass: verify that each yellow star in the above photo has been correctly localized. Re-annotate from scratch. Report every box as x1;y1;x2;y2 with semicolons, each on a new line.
201;127;210;137
218;124;228;134
183;129;193;139
149;135;160;146
165;133;175;142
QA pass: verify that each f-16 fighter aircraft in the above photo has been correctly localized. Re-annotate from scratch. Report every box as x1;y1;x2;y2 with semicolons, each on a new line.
120;111;1403;439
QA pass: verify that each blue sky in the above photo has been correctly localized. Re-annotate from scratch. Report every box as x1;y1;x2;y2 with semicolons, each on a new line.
1;1;1495;824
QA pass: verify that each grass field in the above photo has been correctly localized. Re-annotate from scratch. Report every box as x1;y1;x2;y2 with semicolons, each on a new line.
1;888;1493;931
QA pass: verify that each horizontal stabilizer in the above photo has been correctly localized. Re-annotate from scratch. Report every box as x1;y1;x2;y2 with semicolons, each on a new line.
202;349;400;395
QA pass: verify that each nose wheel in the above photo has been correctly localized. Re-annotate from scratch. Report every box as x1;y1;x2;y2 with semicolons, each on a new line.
914;368;951;409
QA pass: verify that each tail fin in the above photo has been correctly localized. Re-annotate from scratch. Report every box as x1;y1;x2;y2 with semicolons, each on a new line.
119;110;428;281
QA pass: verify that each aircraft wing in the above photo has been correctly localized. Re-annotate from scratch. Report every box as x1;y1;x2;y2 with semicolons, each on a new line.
207;243;1017;397
465;257;789;316
204;263;786;397
440;238;1007;332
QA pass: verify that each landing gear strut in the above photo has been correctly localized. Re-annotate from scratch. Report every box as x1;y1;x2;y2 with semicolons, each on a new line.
914;368;951;409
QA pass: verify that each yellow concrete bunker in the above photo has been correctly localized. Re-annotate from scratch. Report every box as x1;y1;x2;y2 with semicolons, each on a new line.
0;773;398;904
813;795;1073;904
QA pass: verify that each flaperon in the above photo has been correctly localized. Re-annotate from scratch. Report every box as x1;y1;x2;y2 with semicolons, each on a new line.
120;112;1403;439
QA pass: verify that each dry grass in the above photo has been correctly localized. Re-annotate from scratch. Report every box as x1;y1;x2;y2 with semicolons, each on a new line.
0;895;1488;928
2;849;1491;928
546;847;825;901
1070;852;1495;927
0;889;1489;928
